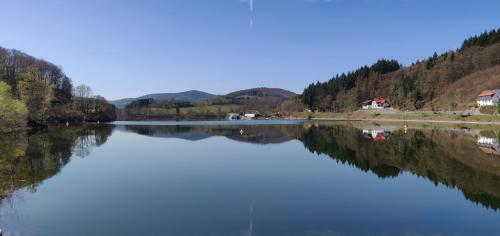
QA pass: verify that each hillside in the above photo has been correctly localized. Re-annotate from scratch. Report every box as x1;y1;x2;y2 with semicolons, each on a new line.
0;47;115;130
226;87;296;99
116;87;297;120
301;28;500;112
111;90;219;108
212;87;297;112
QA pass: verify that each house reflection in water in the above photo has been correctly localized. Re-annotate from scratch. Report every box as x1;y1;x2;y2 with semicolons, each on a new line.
362;129;390;142
477;136;500;155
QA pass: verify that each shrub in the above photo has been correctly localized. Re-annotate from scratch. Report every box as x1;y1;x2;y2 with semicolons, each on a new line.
0;81;28;131
479;105;497;115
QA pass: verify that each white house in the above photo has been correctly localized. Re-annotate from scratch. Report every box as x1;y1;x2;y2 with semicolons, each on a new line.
244;110;260;118
371;97;389;109
227;113;241;120
477;89;500;106
361;100;372;109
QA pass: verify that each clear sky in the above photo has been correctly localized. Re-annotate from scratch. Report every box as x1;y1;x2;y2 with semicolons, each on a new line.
0;0;499;100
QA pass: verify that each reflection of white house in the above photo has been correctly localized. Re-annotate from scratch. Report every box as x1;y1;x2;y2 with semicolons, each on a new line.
477;89;500;106
244;111;260;118
477;136;500;155
362;129;390;142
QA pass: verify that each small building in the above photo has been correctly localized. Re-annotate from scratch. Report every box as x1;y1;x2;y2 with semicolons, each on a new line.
244;110;260;118
227;113;241;120
371;97;389;109
361;100;372;109
477;89;500;107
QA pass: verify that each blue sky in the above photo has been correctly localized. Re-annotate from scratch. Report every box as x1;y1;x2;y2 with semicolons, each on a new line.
0;0;499;100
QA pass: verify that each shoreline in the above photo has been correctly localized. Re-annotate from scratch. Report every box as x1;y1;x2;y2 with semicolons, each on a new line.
309;117;500;125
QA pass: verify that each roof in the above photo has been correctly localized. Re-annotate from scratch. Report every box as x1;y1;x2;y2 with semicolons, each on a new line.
478;89;500;97
361;100;372;105
374;134;386;142
373;97;386;105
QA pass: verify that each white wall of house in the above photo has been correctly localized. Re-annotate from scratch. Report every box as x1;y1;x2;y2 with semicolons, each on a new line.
371;101;384;109
478;136;496;145
477;92;500;106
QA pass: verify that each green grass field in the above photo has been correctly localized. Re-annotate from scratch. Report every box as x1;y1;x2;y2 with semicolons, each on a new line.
144;104;240;116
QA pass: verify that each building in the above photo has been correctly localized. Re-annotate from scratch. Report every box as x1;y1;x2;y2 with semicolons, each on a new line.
477;89;500;106
361;100;372;109
371;97;389;109
244;110;260;118
227;113;241;120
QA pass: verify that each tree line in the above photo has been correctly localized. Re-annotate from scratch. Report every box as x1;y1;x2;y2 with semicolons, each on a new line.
302;59;401;111
300;28;500;111
0;47;116;131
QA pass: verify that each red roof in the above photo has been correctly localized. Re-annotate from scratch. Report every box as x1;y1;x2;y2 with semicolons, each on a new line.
478;90;499;97
373;97;386;105
374;134;386;142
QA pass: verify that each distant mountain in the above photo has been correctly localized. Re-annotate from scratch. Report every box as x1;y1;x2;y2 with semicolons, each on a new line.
226;87;297;99
111;90;219;108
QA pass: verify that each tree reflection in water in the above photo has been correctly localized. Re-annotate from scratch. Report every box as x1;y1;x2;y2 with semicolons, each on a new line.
2;122;500;213
0;125;113;212
297;123;500;210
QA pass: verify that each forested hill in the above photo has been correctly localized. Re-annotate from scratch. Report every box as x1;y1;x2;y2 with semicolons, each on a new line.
111;90;218;108
226;87;297;99
0;47;116;131
212;87;297;112
301;28;500;112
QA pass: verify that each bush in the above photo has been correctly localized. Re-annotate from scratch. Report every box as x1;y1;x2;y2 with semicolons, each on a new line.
0;81;28;131
47;105;84;124
479;105;498;115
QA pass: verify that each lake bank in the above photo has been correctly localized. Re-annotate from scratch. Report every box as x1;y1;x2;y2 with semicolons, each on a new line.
289;112;500;125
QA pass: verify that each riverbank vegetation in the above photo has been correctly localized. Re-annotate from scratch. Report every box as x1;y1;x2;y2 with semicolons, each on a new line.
0;47;116;131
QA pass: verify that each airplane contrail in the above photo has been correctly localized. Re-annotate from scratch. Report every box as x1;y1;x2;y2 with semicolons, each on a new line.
241;0;254;12
240;0;254;29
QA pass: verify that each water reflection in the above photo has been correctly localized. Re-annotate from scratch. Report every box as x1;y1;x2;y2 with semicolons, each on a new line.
298;124;500;210
115;122;500;210
477;135;500;155
118;125;298;144
2;122;500;219
0;125;113;209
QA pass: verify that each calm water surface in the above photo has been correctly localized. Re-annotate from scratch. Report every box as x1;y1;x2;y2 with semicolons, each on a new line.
1;121;500;236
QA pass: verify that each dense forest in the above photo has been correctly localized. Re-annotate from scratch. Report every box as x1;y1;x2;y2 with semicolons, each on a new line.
0;47;116;131
301;28;500;112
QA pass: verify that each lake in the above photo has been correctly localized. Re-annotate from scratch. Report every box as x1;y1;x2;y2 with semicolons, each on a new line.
1;120;500;236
